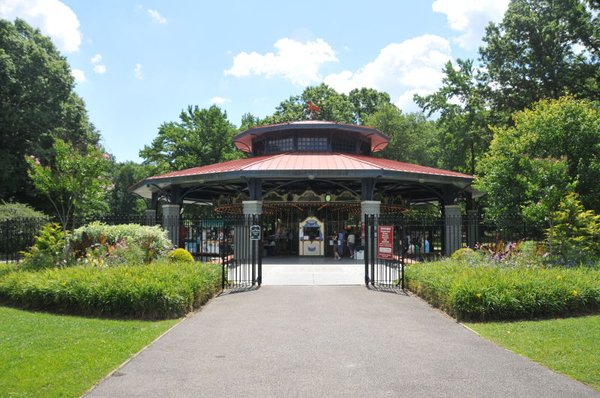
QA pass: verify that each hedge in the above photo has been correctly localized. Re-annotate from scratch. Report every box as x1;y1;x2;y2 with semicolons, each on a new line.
406;260;600;321
0;261;221;319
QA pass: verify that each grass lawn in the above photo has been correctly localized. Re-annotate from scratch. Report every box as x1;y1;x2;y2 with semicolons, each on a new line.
0;306;178;398
467;315;600;392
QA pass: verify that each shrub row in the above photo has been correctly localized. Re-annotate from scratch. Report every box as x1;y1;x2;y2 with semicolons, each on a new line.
406;260;600;321
0;261;221;319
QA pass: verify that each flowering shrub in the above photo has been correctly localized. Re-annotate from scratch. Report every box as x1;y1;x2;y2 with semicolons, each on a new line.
69;222;172;265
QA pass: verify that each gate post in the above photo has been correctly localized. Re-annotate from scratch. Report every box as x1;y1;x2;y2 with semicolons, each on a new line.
362;201;380;286
444;205;462;256
243;201;262;286
162;204;180;247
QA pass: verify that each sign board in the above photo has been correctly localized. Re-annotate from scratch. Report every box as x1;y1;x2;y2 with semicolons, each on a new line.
377;225;394;260
250;225;261;241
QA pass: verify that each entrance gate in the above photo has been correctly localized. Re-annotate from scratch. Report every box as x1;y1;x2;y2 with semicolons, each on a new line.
364;214;405;289
180;214;262;290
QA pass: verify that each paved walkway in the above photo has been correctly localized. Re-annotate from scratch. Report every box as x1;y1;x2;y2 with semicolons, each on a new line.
262;257;364;285
87;286;598;397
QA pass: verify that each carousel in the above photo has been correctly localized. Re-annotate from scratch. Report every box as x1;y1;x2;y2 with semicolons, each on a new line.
131;120;475;256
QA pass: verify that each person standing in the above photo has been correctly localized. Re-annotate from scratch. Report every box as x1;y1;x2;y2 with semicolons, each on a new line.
347;230;356;259
332;231;341;260
337;230;346;258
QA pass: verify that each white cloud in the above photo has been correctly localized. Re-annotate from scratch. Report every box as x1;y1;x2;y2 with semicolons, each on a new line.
91;53;102;64
147;8;167;24
432;0;509;49
324;35;452;112
224;38;338;86
133;63;143;80
0;0;82;52
71;68;86;83
91;53;106;74
93;64;106;74
210;96;229;105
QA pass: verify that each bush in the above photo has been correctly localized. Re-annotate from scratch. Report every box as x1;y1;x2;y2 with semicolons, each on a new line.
69;222;172;265
407;259;600;321
0;202;49;259
0;202;48;221
167;248;194;263
0;261;221;319
20;223;67;270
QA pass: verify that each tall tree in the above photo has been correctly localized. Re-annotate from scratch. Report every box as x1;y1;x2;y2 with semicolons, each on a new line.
140;105;240;172
348;88;392;125
26;137;110;229
415;59;492;174
480;0;599;118
364;104;439;167
476;96;600;223
0;19;99;208
108;161;154;215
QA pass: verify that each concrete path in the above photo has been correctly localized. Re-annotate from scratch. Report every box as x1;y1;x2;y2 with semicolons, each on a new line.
87;287;598;398
262;257;364;285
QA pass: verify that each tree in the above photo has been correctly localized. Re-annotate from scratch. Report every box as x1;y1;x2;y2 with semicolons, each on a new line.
348;88;392;125
26;137;111;229
415;59;493;174
140;105;240;172
476;96;600;223
0;19;99;208
364;104;439;167
479;0;599;118
108;161;154;215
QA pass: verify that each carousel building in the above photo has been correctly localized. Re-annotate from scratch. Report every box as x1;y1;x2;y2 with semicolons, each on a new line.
132;121;475;257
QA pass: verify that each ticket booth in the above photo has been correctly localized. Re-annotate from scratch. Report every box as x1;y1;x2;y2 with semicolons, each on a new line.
298;216;324;256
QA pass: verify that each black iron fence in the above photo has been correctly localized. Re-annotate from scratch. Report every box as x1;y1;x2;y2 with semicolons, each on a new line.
0;218;48;263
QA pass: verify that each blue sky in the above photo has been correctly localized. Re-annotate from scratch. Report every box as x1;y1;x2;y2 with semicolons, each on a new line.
1;0;509;162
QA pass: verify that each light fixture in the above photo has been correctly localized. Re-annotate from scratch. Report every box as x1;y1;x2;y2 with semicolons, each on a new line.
325;194;332;202
308;174;315;180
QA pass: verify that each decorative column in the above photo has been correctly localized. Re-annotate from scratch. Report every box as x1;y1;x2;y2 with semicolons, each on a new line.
162;204;180;248
444;204;462;256
144;209;157;226
361;200;380;222
242;200;263;215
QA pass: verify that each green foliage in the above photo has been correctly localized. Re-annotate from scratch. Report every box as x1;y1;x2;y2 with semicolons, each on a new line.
365;104;439;167
450;247;483;262
0;261;221;319
26;137;111;229
261;83;393;125
476;96;600;224
107;161;152;214
168;248;194;263
0;19;99;208
0;306;177;398
0;202;48;221
140;105;240;173
407;259;600;321
414;59;493;174
69;222;172;265
549;193;600;266
480;0;599;117
20;223;67;270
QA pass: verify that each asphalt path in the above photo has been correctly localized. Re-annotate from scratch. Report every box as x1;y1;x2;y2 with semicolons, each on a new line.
87;286;599;397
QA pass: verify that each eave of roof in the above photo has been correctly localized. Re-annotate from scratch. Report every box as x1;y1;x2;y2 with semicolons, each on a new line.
233;121;390;153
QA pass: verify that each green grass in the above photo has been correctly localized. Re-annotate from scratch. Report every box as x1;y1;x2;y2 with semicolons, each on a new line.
467;315;600;392
0;306;178;398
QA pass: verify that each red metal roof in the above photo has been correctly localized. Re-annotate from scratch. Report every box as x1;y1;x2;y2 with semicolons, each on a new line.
150;153;472;180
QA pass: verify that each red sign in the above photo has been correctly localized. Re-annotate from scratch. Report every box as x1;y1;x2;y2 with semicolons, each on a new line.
377;225;394;260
